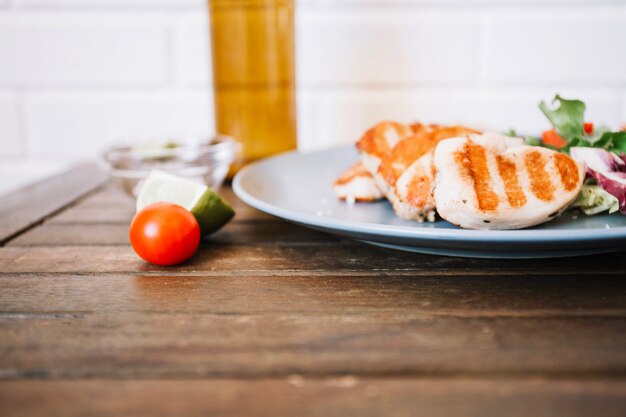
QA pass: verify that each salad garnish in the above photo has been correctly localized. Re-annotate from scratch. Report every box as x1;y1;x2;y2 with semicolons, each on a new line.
571;184;620;216
537;95;626;153
523;94;626;216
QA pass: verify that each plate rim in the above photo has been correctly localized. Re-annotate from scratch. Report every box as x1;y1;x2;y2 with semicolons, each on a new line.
233;147;626;245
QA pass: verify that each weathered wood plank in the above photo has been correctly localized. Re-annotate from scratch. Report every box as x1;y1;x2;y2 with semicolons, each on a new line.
0;164;106;244
1;379;625;417
68;183;134;208
219;186;277;221
76;183;240;210
0;310;625;378
47;183;274;224
8;224;130;246
1;270;625;379
47;206;136;224
8;221;337;247
48;201;274;224
0;274;625;316
1;245;626;276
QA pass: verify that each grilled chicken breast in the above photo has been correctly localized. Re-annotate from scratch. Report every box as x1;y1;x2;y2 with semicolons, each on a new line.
433;133;584;230
333;162;383;202
355;121;415;197
355;121;479;221
390;126;480;221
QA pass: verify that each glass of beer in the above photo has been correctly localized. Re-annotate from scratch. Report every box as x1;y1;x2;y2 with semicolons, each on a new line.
208;0;297;171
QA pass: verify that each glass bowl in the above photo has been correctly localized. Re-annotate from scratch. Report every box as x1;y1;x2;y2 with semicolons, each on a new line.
98;135;237;198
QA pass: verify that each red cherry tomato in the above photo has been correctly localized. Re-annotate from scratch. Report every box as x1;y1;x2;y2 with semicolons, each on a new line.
541;129;567;148
130;202;200;266
584;122;594;134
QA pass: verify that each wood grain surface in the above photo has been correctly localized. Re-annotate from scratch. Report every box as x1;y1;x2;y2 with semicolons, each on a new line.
1;379;625;417
0;163;107;244
1;166;625;416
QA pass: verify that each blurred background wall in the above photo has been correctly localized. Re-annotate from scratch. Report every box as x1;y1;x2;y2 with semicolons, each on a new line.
0;0;625;165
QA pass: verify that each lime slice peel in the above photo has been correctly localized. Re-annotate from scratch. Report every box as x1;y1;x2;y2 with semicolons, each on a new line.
137;170;234;235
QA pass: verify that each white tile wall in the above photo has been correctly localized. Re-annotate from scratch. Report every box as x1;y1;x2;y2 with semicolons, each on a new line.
0;0;624;161
13;0;203;8
0;92;21;156
297;88;624;151
0;13;169;86
623;92;626;126
0;160;71;197
297;10;478;86
172;12;210;86
300;0;622;4
25;91;212;158
483;9;626;85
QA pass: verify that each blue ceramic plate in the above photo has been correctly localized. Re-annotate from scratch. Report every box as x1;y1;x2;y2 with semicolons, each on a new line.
233;147;626;258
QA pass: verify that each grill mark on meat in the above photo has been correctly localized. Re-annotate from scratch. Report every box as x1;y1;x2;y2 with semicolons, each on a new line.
333;162;372;186
496;155;527;208
377;125;480;186
377;133;433;186
456;141;499;212
356;122;411;157
553;153;580;192
405;170;433;208
525;151;555;202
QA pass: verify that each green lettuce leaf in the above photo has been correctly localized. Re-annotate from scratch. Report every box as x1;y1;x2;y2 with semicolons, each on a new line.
524;136;542;147
571;184;620;215
539;95;586;141
524;135;560;150
560;131;626;153
596;131;626;153
536;94;626;154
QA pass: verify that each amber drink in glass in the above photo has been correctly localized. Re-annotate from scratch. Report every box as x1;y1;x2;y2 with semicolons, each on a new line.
209;0;297;171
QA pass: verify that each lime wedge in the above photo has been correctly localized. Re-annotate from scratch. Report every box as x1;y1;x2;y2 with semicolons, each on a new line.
137;170;234;235
130;139;177;160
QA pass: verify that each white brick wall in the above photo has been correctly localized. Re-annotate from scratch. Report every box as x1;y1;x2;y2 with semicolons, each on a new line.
13;0;203;7
25;91;212;158
0;92;20;156
0;0;624;161
0;12;169;86
482;9;626;85
298;10;478;86
172;12;210;86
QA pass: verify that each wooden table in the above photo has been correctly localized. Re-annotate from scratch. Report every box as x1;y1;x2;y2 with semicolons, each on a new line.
1;164;625;416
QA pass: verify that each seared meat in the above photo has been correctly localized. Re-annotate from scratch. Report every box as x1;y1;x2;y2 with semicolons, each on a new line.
389;125;480;221
333;162;383;202
355;121;415;196
433;133;584;229
355;121;479;221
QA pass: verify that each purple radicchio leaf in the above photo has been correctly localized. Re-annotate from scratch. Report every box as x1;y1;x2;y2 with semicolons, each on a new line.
570;147;626;214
